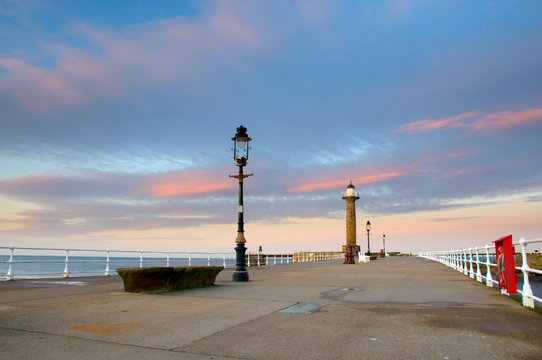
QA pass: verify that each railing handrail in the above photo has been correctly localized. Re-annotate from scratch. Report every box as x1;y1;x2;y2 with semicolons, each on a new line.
419;236;541;309
0;245;233;256
1;245;344;280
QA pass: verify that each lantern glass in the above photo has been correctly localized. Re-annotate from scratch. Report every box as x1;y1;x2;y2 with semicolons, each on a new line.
232;125;251;165
366;221;371;232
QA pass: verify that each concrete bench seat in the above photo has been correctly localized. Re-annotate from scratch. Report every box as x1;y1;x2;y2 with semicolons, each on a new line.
116;266;223;293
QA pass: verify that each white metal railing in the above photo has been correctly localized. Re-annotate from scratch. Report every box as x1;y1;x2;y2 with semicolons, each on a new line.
0;246;234;280
419;237;542;309
1;246;344;280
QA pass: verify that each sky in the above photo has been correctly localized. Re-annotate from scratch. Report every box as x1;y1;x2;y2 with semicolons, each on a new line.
1;0;541;254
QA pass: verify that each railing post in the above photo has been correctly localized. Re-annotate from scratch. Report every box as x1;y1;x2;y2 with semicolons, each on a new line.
207;253;211;266
274;255;276;265
105;249;110;276
475;247;482;282
519;237;535;308
166;251;170;267
223;255;226;268
189;252;192;267
6;245;14;280
257;253;260;266
468;248;475;279
247;254;251;267
139;250;143;268
455;250;460;271
463;249;469;275
63;248;70;278
485;245;493;287
281;254;284;264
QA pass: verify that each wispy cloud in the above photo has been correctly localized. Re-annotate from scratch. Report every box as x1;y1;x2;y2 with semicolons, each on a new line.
396;108;542;135
395;111;478;134
472;108;542;133
144;170;233;198
0;7;266;111
0;169;233;202
288;171;408;193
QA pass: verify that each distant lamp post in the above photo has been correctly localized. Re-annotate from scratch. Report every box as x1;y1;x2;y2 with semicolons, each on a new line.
229;125;253;282
383;234;386;256
365;221;371;256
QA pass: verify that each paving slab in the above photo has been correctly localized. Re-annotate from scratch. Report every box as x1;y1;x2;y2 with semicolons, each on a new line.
0;257;541;360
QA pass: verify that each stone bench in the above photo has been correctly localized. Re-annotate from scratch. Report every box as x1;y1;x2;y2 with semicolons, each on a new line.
116;266;223;293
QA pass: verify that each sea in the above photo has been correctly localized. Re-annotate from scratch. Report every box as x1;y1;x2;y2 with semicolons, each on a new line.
0;255;236;280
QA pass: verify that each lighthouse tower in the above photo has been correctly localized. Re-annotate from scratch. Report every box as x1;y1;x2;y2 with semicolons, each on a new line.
342;181;360;253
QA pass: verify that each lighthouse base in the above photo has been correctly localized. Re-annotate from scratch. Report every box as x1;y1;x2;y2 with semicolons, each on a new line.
342;244;360;253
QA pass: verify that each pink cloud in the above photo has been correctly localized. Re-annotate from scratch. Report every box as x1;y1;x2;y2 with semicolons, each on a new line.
143;170;234;198
395;111;478;134
288;171;407;193
0;8;267;112
472;108;542;133
0;169;234;200
0;58;85;109
396;107;542;135
447;151;473;158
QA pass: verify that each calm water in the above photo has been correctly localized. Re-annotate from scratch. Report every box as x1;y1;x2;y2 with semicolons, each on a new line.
0;255;236;280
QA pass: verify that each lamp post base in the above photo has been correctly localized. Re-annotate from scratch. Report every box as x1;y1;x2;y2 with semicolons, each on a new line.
233;240;249;282
232;271;249;282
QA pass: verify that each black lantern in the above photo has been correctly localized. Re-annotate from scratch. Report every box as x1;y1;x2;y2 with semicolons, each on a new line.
232;125;251;167
365;221;371;256
229;125;253;282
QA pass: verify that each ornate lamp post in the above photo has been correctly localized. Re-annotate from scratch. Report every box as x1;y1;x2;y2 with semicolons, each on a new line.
365;221;371;256
229;125;253;282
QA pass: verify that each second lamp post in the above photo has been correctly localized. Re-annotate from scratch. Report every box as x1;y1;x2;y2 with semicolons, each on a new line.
229;125;253;282
365;221;371;256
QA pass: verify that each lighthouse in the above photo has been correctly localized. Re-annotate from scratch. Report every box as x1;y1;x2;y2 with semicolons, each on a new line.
342;181;361;254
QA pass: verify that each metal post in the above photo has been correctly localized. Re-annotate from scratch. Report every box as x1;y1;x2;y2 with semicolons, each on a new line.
139;250;143;268
166;251;170;267
223;255;226;268
230;165;252;282
189;251;192;267
463;249;468;275
475;247;482;282
366;229;370;256
6;246;14;280
519;238;535;308
469;248;475;279
63;248;70;278
485;245;493;287
207;253;210;266
105;249;110;276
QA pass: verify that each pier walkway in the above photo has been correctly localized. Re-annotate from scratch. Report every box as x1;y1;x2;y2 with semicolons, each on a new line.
1;257;541;359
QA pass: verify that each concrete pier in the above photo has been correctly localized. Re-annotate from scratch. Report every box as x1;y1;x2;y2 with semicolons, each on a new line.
1;257;541;359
